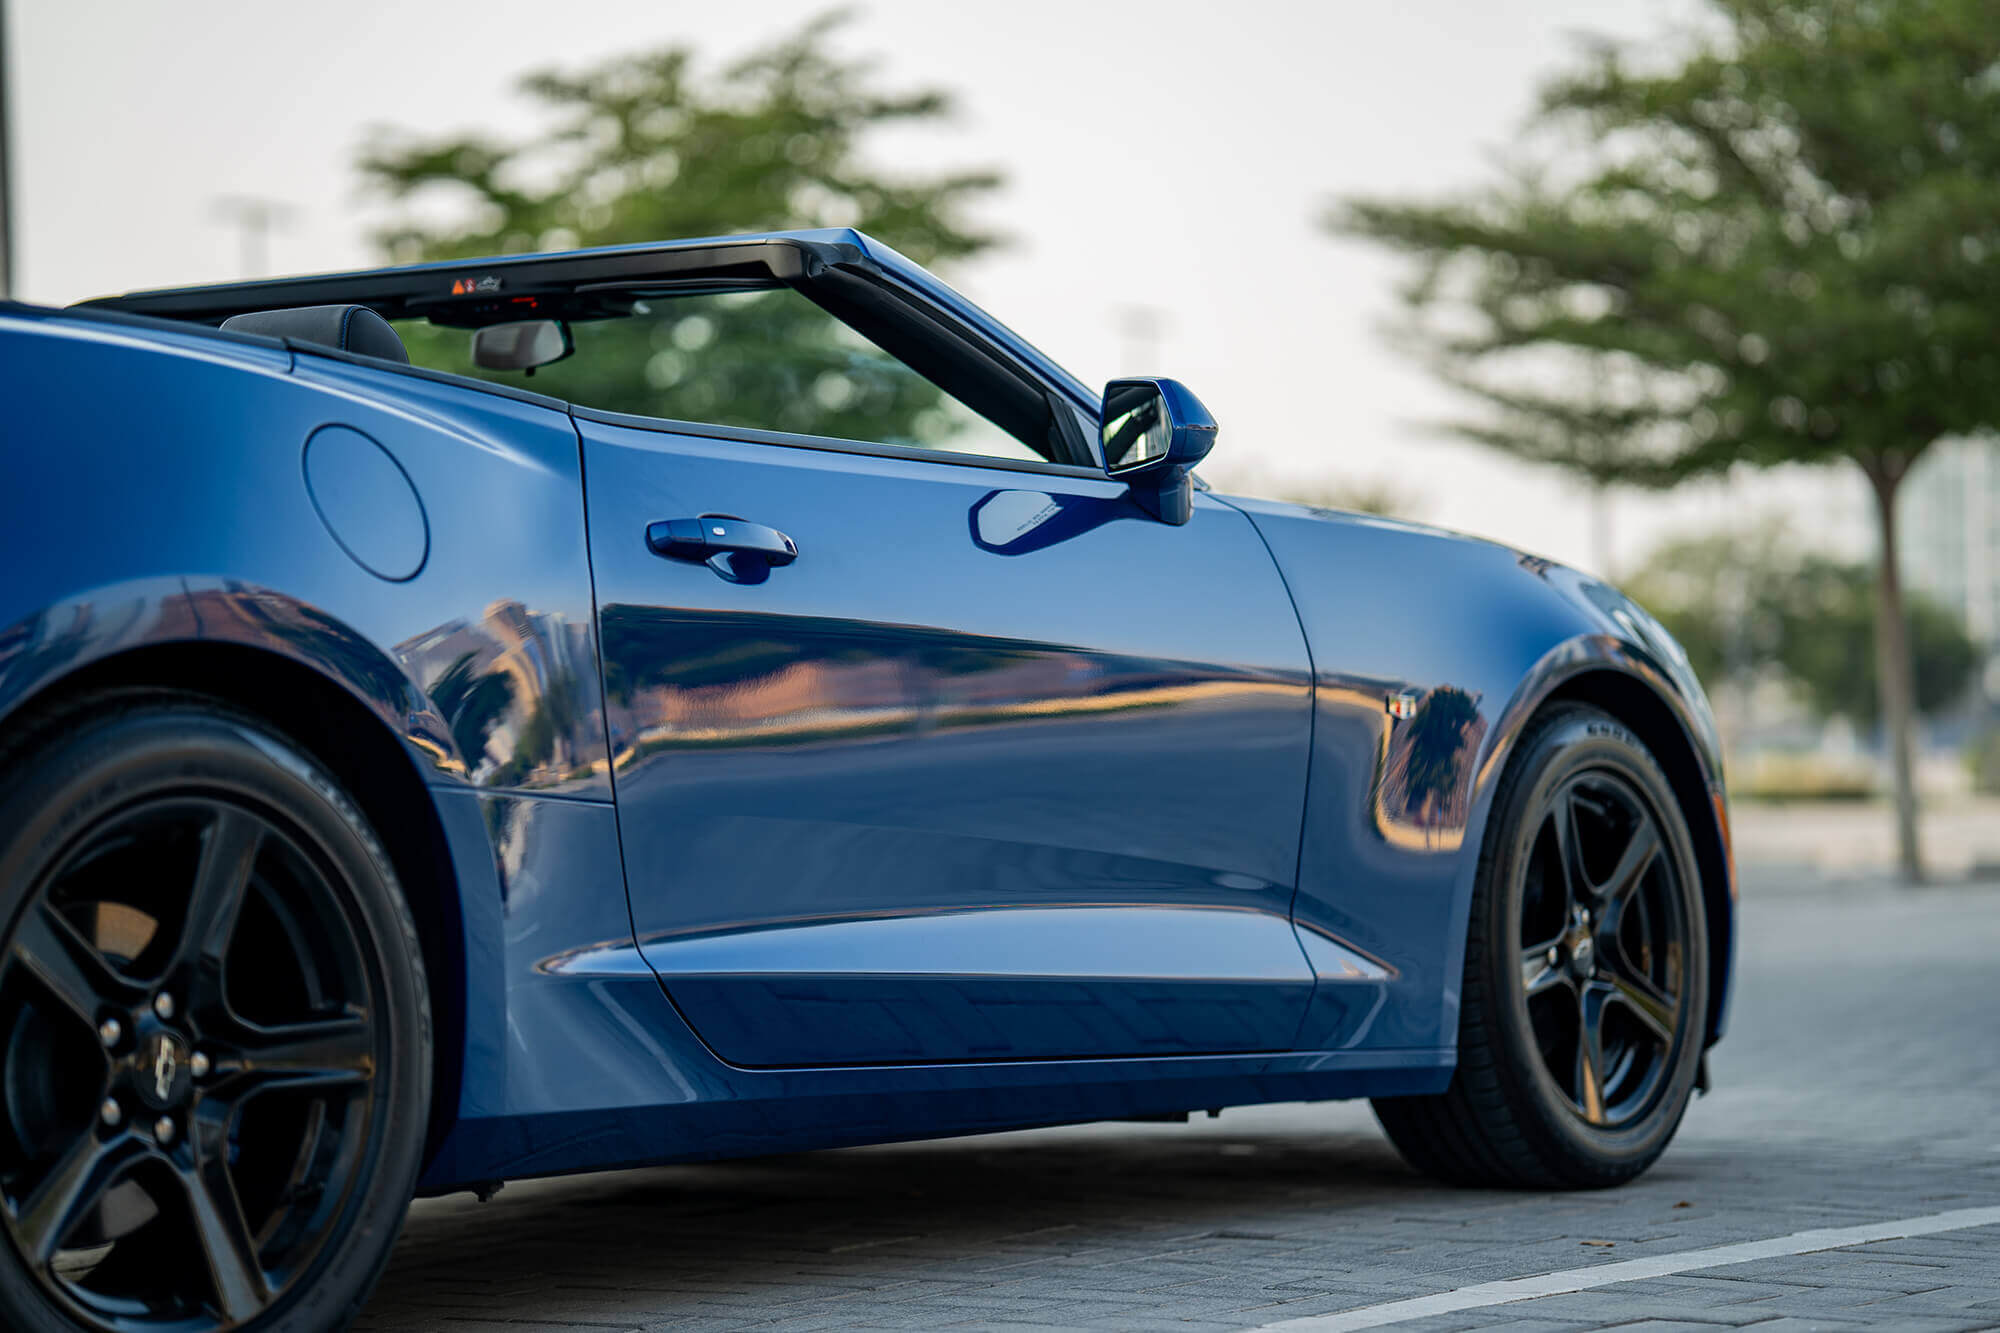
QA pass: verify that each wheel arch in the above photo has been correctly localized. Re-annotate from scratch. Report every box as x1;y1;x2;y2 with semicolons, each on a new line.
0;639;470;1172
1483;658;1735;1048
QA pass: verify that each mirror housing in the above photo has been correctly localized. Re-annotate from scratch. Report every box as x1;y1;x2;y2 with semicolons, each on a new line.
472;319;573;374
1099;378;1217;525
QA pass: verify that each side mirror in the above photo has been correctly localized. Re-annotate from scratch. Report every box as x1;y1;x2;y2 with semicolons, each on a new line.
472;319;573;374
1099;378;1217;525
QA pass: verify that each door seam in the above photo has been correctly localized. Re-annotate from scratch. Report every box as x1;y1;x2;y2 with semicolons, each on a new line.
1210;492;1322;1049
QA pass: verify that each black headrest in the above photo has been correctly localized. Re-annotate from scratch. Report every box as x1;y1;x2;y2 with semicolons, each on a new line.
220;304;409;364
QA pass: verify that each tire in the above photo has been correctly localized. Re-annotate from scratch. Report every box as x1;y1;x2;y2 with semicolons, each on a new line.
0;691;431;1331
1373;703;1709;1189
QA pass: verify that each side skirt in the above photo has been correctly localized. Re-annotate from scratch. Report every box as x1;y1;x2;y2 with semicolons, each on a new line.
418;1047;1451;1192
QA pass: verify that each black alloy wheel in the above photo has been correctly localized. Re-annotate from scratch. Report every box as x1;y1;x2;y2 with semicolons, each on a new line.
1373;703;1709;1189
1516;769;1690;1130
0;694;430;1332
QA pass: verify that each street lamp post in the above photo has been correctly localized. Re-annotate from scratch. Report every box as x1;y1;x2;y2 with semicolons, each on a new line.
212;195;294;279
1115;305;1165;375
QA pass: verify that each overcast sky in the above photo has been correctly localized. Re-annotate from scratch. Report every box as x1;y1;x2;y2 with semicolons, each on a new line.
7;0;1869;573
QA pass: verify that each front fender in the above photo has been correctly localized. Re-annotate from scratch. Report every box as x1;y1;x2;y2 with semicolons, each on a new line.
1478;625;1724;831
1222;497;1733;1057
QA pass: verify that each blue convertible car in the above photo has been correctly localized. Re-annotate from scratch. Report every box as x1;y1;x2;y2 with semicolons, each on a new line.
0;230;1733;1331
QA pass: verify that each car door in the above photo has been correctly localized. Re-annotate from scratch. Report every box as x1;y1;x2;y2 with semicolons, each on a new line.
577;286;1316;1068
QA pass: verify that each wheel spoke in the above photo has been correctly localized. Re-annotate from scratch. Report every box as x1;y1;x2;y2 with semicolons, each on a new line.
1574;984;1609;1124
8;902;133;1024
173;808;262;983
1596;819;1661;909
1519;944;1569;1000
1550;791;1587;911
182;1108;269;1322
208;1011;374;1102
10;1133;142;1265
1601;957;1678;1046
184;1168;268;1320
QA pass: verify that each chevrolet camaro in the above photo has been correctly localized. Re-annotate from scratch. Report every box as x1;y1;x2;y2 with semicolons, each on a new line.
0;230;1734;1332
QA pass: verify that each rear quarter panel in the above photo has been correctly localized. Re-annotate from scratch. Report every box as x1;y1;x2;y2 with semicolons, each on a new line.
0;310;693;1185
0;311;608;790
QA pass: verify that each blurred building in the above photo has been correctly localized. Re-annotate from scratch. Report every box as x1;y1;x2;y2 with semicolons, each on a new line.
1900;437;2000;649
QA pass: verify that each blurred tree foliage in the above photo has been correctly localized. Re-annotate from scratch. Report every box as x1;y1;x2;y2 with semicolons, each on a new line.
1627;527;1977;725
1330;0;2000;879
357;11;1002;445
1773;558;1978;726
1624;526;1787;690
1965;726;2000;795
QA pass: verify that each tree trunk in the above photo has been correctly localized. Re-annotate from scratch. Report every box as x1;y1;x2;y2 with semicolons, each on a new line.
1862;459;1923;883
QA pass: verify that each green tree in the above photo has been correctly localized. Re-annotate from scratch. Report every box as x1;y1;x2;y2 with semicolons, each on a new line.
1771;557;1978;727
1330;0;2000;880
1626;527;1977;728
358;11;1002;445
1624;524;1791;692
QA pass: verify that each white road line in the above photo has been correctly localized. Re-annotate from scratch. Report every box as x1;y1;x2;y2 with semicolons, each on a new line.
1253;1204;2000;1332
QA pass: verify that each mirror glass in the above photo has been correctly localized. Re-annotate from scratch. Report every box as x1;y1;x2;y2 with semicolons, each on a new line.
1100;382;1172;473
472;319;572;372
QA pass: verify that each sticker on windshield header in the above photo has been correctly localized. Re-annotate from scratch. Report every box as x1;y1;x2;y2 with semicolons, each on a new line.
449;275;503;296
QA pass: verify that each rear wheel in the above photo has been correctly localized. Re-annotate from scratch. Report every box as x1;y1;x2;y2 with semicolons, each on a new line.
1373;704;1708;1189
0;695;430;1331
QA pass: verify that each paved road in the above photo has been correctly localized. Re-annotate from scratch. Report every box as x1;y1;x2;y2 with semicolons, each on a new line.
355;877;2000;1331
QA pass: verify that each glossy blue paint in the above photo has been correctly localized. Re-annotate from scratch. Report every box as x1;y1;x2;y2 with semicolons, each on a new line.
418;790;706;1172
0;309;609;798
422;1047;1455;1189
0;228;1735;1195
580;416;1318;1065
1222;499;1735;1049
302;424;430;582
654;907;1316;1066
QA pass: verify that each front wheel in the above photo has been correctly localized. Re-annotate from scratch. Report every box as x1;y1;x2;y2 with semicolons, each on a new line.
0;694;431;1330
1373;704;1709;1189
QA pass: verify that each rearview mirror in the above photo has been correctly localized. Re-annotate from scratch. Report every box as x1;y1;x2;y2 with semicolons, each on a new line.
1099;378;1217;524
472;319;573;374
